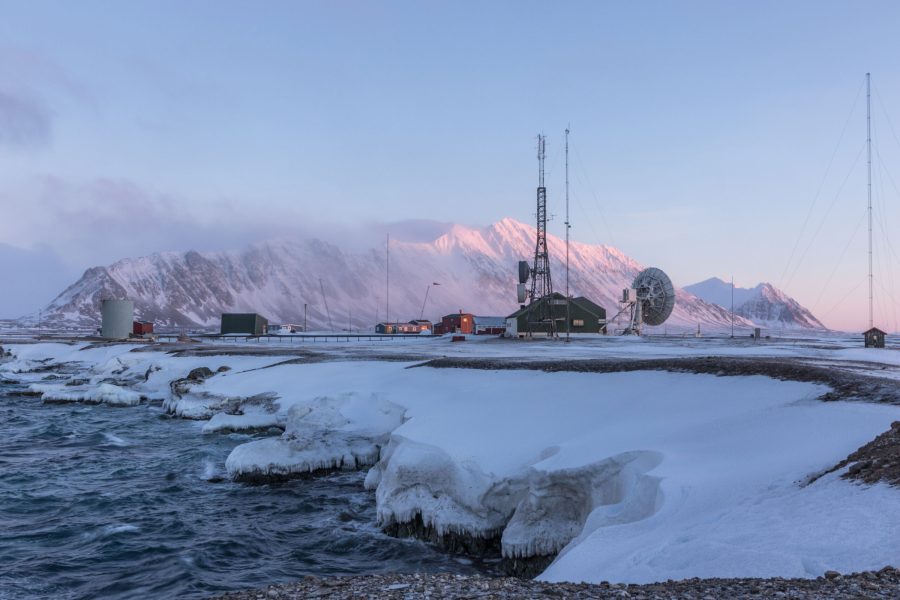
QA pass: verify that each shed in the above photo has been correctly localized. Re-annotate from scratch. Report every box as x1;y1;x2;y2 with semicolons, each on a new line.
473;316;506;335
409;319;433;333
864;327;887;348
376;322;422;334
132;321;154;335
221;313;269;335
506;293;606;337
442;311;474;334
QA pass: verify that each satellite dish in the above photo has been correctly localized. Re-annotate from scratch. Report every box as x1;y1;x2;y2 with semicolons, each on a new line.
632;267;676;326
518;260;530;284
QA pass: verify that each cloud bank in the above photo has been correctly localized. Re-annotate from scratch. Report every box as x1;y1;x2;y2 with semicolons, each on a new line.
0;175;461;317
0;90;51;149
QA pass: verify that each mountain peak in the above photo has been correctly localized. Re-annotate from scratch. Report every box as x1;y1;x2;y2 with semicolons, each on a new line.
684;278;827;330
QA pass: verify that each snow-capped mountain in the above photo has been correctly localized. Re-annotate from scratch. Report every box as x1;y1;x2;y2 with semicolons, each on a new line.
31;218;753;332
684;277;828;330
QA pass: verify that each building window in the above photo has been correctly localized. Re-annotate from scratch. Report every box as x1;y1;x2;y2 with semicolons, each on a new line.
573;319;584;327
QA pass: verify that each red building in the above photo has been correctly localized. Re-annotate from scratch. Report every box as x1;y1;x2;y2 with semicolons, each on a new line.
133;321;154;335
441;311;474;334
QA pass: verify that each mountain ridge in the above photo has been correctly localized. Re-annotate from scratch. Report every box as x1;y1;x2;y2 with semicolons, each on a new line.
30;218;782;332
684;277;828;330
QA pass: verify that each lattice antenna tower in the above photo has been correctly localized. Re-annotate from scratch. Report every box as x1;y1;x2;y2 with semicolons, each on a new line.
529;134;554;334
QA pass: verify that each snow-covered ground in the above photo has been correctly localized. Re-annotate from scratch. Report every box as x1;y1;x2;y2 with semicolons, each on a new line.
2;334;899;584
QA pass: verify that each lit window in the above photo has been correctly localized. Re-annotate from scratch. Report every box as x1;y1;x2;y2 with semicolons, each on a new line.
573;319;584;326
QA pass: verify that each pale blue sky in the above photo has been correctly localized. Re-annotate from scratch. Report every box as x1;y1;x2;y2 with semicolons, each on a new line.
1;1;900;329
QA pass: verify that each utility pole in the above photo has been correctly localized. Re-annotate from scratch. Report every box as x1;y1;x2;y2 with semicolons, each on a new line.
303;303;307;332
565;126;571;342
866;72;874;330
731;276;735;338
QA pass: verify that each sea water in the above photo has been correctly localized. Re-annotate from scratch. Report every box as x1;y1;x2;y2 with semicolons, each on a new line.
0;381;489;599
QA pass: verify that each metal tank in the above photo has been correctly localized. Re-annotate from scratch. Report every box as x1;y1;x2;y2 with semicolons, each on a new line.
101;299;134;339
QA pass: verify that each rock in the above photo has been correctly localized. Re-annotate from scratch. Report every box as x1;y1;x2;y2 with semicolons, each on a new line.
824;570;841;580
188;366;214;381
217;365;231;372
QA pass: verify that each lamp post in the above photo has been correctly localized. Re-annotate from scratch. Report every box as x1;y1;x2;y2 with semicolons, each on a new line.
420;282;441;320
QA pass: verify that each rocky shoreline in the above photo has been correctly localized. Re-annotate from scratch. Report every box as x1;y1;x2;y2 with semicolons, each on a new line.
212;568;900;599
417;355;900;405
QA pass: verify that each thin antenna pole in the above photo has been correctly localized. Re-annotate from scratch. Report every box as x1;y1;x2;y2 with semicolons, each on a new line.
319;278;334;331
565;126;571;342
420;284;430;320
731;275;734;338
866;72;874;330
386;233;390;327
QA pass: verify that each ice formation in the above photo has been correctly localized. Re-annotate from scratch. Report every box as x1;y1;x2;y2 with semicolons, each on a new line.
225;392;405;481
37;382;143;406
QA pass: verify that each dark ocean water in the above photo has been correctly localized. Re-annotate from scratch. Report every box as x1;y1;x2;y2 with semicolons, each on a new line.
0;382;487;599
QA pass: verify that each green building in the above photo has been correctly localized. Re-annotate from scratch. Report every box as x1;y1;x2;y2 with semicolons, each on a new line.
505;293;606;337
220;313;269;335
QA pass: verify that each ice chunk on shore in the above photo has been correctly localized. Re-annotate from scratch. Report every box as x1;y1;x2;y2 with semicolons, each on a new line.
226;392;405;481
39;382;143;406
202;408;284;434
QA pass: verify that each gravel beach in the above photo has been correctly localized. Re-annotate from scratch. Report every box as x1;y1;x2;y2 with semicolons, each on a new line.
211;568;900;599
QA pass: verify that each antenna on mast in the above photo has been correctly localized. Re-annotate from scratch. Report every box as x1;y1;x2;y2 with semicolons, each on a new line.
866;72;873;330
528;133;555;336
565;126;571;342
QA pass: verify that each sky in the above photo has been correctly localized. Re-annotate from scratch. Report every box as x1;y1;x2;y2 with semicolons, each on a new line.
1;1;900;331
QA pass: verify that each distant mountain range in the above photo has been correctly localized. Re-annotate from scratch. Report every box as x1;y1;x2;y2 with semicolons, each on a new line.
26;218;820;333
684;277;828;330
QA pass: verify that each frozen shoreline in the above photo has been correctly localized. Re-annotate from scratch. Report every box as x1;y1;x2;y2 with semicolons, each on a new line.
2;336;900;584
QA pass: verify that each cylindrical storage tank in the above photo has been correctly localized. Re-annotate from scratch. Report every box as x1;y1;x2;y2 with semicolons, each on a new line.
101;299;134;339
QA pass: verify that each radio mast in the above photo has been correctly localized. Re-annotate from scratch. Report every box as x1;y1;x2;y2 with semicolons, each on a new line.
565;127;571;342
866;72;873;330
528;134;554;335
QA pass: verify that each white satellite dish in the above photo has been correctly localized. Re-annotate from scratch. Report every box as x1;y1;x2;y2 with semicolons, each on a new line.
621;267;676;334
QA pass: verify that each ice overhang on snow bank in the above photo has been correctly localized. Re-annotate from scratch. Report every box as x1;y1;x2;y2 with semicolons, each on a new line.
225;392;405;482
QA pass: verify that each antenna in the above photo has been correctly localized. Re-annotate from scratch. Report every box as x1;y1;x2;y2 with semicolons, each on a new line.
619;267;676;335
319;278;334;331
386;233;390;326
731;275;735;338
528;133;555;336
565;126;571;342
866;72;873;330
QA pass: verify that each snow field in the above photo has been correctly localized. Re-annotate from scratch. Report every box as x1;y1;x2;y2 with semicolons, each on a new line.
4;340;900;584
205;360;900;582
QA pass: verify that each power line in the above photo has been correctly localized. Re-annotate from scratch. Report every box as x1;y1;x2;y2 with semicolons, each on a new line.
778;76;866;290
783;141;867;291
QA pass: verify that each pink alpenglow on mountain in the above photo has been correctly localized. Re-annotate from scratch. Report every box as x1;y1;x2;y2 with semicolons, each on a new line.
32;219;760;332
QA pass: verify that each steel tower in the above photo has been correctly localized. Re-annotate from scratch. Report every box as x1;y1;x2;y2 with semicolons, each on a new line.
529;134;554;334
